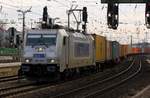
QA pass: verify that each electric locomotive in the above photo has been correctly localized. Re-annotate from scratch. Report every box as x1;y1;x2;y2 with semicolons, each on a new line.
19;29;95;80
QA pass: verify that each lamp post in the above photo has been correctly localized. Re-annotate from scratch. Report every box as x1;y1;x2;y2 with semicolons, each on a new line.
17;9;31;40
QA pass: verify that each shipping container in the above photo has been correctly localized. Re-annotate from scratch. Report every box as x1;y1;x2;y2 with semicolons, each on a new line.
124;45;129;56
119;45;123;57
106;40;112;61
120;45;129;57
144;48;150;53
131;47;141;54
92;34;107;63
127;45;132;55
112;41;120;60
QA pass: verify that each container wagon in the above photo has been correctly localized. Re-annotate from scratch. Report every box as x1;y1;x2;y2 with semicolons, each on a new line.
92;34;107;71
144;48;150;53
106;40;112;63
105;40;112;68
112;41;120;63
131;47;141;54
120;44;128;60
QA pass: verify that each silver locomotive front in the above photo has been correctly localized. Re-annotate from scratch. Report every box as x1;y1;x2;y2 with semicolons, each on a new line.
21;29;60;78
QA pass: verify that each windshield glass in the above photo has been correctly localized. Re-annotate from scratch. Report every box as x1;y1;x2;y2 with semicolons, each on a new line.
26;34;56;46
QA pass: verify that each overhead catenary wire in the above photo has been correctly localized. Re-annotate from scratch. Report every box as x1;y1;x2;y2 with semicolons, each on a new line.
0;0;148;43
0;1;42;16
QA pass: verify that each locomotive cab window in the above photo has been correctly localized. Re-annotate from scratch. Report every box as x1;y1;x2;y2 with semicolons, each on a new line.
26;34;57;46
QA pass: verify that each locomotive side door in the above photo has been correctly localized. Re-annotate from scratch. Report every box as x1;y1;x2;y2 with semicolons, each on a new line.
63;36;69;68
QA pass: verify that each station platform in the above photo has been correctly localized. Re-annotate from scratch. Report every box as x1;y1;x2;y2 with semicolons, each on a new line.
0;62;20;68
132;85;150;98
0;62;20;77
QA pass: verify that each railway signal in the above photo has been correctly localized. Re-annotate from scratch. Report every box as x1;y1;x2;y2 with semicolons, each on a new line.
113;3;119;29
145;2;150;28
107;3;113;28
107;3;119;29
42;6;48;29
82;7;88;23
10;27;15;37
82;7;88;32
9;27;15;47
16;35;20;48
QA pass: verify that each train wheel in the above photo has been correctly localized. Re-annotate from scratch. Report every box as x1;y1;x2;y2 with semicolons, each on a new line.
100;64;104;72
96;64;100;72
60;70;69;80
60;72;65;80
55;72;61;82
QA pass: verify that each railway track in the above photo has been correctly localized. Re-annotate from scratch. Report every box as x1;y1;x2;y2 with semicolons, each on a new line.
0;76;60;98
0;75;22;83
52;57;141;98
0;60;18;63
0;83;35;98
0;75;18;80
0;56;139;98
0;82;54;98
0;76;47;98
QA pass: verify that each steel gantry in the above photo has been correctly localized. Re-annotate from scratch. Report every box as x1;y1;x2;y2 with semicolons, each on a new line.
101;0;150;29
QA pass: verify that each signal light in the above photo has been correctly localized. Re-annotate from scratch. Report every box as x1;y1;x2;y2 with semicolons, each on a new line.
108;13;111;17
115;15;118;19
145;2;150;28
114;4;118;15
146;13;150;17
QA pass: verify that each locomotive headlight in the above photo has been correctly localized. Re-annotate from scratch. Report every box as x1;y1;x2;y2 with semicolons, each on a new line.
47;59;56;63
146;13;150;17
51;59;55;63
25;58;32;63
39;47;43;52
35;47;44;52
26;59;29;63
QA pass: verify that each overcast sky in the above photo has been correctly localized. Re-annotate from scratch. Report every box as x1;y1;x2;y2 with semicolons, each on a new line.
0;0;149;44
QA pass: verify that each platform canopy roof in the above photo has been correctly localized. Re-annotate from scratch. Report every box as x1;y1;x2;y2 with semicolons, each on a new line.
101;0;148;3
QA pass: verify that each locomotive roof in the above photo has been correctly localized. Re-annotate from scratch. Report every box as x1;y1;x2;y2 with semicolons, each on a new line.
26;29;64;34
71;32;94;40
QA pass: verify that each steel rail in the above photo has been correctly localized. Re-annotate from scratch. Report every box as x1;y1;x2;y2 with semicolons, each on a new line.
52;59;139;98
84;60;142;98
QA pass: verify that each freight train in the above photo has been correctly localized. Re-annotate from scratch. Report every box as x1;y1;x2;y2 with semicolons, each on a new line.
18;6;133;81
18;28;132;80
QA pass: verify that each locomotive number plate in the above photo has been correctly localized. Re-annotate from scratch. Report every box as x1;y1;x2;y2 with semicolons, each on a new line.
34;54;45;58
